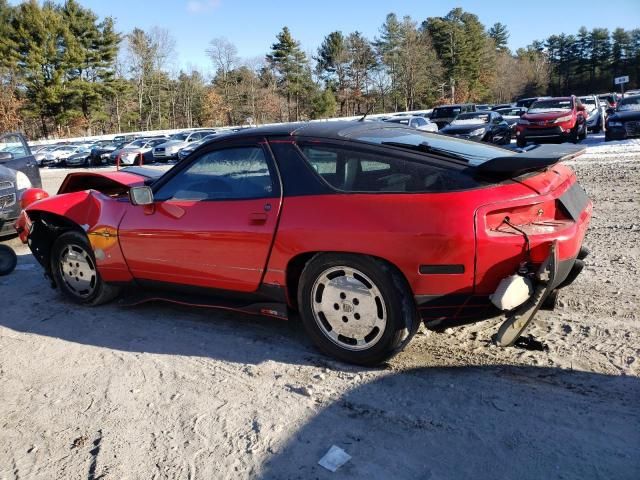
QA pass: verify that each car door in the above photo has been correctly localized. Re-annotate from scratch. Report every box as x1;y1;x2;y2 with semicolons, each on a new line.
118;139;282;292
0;133;41;188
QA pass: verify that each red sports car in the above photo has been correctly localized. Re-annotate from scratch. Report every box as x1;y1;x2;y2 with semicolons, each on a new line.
15;122;592;365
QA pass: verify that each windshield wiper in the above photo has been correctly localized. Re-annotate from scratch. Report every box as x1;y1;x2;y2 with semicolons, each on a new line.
381;141;471;162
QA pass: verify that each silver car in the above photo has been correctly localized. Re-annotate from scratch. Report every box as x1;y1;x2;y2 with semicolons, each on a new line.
153;130;216;161
383;115;438;132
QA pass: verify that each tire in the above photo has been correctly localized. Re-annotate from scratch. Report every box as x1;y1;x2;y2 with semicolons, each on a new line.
569;125;580;144
297;253;419;366
516;137;526;148
50;231;120;305
579;123;587;141
0;244;17;276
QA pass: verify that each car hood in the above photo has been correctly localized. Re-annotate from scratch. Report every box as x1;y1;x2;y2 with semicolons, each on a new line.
67;152;90;160
441;123;487;134
608;110;640;122
523;111;573;121
157;140;187;149
56;167;164;194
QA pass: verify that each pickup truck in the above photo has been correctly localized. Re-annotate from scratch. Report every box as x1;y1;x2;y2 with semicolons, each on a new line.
0;132;42;238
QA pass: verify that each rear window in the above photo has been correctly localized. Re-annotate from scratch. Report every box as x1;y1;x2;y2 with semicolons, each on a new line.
298;142;479;193
345;127;514;166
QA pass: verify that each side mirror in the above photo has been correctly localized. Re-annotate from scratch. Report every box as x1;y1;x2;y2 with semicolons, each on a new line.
129;186;154;206
0;151;14;162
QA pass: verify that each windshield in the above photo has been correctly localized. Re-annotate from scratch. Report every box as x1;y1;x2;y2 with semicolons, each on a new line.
618;96;640;111
579;97;597;113
431;107;461;118
528;99;572;113
451;113;489;125
170;133;189;141
347;127;514;166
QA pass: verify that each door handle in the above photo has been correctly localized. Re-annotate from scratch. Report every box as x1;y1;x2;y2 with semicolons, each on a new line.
249;213;268;224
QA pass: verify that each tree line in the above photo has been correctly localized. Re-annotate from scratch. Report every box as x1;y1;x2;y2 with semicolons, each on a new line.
0;0;638;140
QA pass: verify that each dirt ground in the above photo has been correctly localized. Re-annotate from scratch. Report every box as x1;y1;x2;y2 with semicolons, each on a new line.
1;135;639;479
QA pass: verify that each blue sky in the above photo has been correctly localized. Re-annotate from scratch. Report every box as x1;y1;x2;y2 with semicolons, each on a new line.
57;0;640;72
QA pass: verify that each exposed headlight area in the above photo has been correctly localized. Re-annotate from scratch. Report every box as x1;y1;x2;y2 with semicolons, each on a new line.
553;115;573;123
469;127;486;137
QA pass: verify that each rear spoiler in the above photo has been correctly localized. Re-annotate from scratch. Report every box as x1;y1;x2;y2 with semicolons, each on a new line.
476;144;586;177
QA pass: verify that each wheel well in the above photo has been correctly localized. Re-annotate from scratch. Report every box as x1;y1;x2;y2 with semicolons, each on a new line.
284;251;414;311
28;211;85;281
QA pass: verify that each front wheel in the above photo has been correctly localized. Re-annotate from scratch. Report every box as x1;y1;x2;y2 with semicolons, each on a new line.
298;254;418;366
51;231;120;305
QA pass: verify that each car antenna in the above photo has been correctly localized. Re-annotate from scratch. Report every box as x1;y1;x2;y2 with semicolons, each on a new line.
358;87;387;122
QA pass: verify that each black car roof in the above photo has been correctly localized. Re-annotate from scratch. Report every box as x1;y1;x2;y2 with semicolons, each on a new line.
213;120;408;141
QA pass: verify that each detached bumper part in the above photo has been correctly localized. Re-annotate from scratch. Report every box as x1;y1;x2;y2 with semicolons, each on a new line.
495;241;559;347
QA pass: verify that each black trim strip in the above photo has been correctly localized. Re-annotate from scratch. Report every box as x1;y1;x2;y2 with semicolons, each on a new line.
419;264;465;275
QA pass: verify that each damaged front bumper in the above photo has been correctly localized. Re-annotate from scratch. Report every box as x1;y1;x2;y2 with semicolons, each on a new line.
494;242;588;347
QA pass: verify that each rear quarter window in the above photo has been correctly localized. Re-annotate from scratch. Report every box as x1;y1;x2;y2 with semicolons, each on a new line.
298;143;479;193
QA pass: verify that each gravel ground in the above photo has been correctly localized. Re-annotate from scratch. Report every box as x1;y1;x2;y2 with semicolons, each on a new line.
1;135;638;479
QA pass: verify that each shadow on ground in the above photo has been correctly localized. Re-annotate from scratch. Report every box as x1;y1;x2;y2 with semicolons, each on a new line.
260;365;640;480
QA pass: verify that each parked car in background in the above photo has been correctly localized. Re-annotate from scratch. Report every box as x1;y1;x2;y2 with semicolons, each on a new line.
90;141;128;165
516;96;587;147
495;107;528;137
116;138;169;165
64;147;94;167
0;132;42;238
15;121;592;364
153;130;217;161
440;111;511;144
598;93;618;110
605;94;640;141
515;97;549;109
491;103;514;111
113;134;138;143
430;104;476;129
46;145;88;167
476;104;492;111
33;145;60;167
383;115;438;132
177;133;218;161
578;95;604;133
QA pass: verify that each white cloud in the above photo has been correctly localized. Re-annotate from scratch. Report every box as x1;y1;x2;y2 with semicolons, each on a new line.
186;0;221;13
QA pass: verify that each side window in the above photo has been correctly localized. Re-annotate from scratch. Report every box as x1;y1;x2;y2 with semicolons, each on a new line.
492;114;502;124
188;133;201;142
414;118;427;127
154;146;275;201
298;144;475;193
0;134;29;162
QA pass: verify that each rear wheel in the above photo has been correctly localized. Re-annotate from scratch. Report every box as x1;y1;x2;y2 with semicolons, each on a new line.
516;137;526;148
298;253;418;366
51;231;120;305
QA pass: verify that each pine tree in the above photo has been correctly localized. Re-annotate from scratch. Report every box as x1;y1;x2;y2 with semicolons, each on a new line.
488;22;509;53
266;27;310;121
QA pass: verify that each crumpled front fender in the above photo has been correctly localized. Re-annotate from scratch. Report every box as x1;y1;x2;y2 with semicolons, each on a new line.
22;190;133;283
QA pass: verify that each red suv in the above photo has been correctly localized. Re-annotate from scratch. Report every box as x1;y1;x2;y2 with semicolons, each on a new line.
516;96;587;147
